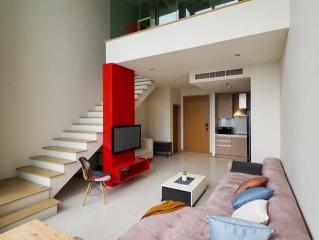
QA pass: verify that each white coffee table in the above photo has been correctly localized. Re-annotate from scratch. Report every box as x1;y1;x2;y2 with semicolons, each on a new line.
161;173;207;206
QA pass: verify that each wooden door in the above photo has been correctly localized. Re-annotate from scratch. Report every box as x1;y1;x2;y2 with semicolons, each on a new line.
184;96;210;153
173;105;180;153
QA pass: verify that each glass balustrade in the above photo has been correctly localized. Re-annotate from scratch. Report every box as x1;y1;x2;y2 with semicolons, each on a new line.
110;0;244;39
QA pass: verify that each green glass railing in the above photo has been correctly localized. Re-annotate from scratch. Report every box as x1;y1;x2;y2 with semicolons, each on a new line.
110;0;244;39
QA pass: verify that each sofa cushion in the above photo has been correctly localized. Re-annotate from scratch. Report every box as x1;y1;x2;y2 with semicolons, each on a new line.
231;199;269;224
207;216;274;240
119;207;211;240
233;176;268;196
232;187;273;209
206;171;254;215
231;160;263;175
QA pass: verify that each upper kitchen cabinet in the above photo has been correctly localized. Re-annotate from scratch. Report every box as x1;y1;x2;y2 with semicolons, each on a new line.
216;93;233;118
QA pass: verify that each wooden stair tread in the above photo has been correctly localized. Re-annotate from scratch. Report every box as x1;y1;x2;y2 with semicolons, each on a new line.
42;146;86;153
53;138;96;143
0;199;60;229
63;130;102;134
0;178;49;206
30;155;75;165
17;166;63;178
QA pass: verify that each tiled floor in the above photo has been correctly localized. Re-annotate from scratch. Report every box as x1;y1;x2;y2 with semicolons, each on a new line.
46;151;230;240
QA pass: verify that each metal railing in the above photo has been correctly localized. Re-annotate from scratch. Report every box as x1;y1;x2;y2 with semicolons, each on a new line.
110;0;245;39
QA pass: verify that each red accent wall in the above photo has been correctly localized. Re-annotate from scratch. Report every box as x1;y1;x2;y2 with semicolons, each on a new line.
103;63;150;186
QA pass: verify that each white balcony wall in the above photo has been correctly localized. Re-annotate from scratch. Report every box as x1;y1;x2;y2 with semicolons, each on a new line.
106;0;289;64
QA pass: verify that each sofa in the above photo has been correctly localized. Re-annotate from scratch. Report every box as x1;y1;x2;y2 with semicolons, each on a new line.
135;138;154;159
119;158;311;240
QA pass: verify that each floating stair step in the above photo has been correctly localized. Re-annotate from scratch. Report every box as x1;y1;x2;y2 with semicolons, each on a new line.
72;123;103;126
63;130;102;134
135;81;152;86
52;138;95;150
0;178;48;207
0;199;60;229
135;89;143;95
135;85;148;90
71;123;103;132
42;146;86;154
79;117;103;124
93;105;103;111
87;111;103;117
62;130;101;141
53;138;96;143
30;155;75;165
16;166;63;178
135;78;150;82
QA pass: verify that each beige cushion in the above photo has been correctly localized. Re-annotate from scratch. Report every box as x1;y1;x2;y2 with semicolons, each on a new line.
231;199;269;225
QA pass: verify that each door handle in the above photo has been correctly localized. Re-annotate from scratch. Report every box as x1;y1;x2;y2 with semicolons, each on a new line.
205;123;209;131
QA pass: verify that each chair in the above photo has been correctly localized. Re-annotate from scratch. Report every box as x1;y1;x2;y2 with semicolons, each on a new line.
78;157;111;205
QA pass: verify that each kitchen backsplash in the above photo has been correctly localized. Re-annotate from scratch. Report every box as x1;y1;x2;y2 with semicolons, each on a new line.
218;117;247;134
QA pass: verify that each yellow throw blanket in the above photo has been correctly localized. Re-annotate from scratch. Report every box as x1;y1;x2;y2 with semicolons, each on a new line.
142;201;187;219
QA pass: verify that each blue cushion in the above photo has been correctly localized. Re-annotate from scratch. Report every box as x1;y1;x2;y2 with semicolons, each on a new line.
232;187;273;209
208;216;274;240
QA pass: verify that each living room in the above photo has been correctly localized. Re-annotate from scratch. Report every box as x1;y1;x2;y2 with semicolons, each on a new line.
0;0;318;240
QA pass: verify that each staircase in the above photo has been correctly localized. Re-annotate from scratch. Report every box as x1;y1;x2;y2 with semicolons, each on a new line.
0;102;103;233
0;75;154;233
134;75;156;109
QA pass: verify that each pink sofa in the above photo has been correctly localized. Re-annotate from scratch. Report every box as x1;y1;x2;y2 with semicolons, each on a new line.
119;158;311;240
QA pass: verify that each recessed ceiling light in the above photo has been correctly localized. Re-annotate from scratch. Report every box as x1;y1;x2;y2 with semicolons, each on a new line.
235;53;241;57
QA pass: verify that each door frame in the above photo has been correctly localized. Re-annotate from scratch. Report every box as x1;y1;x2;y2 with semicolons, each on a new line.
182;94;211;153
172;104;181;153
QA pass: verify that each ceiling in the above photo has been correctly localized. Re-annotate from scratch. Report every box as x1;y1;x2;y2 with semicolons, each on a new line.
191;77;251;93
119;29;288;89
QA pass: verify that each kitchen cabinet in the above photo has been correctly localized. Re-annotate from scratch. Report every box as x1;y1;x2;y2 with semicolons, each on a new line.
216;93;233;118
216;135;247;161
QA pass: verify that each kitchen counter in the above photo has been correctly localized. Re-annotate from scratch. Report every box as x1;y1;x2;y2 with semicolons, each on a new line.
216;134;247;138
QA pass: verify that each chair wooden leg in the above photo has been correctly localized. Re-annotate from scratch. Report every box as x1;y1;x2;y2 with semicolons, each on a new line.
100;182;106;205
83;182;91;206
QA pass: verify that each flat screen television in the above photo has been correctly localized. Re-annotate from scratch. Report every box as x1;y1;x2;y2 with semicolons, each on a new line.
112;125;141;155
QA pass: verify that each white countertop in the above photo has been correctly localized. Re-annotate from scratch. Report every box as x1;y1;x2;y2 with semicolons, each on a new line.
216;134;247;138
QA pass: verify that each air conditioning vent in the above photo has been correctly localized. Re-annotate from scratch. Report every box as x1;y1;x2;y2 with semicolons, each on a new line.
195;68;243;80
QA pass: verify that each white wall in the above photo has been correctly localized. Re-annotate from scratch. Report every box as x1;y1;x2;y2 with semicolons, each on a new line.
105;0;289;63
246;61;281;163
145;87;172;142
184;61;281;161
0;0;108;180
135;101;148;137
280;0;319;238
135;87;181;146
170;88;182;150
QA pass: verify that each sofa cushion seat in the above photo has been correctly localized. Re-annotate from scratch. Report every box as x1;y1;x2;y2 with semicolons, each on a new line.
119;207;211;240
